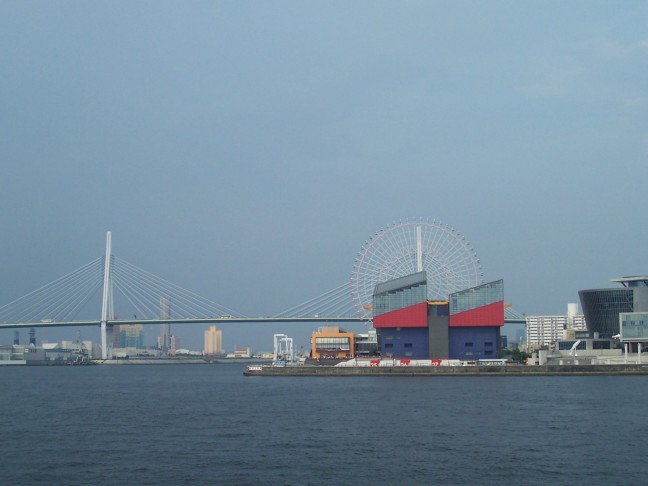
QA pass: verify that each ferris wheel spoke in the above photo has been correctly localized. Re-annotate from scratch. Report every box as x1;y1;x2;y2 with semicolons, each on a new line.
351;219;483;316
377;227;410;273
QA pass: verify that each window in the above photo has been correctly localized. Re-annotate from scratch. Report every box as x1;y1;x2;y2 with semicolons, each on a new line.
465;342;473;348
315;337;350;351
404;343;413;349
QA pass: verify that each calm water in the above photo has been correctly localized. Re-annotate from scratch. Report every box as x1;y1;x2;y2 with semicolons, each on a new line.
1;364;647;485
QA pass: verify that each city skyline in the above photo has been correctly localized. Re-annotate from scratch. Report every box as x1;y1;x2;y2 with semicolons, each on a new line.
0;224;636;351
1;2;647;349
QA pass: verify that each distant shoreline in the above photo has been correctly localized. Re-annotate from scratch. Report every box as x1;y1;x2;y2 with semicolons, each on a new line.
0;357;272;366
94;357;272;365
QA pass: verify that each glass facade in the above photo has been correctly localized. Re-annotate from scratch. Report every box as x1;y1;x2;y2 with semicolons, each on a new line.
373;272;427;316
449;280;503;315
579;289;633;339
620;312;648;341
558;340;587;351
315;337;350;351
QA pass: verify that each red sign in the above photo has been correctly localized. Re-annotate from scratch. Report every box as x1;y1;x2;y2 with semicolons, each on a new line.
370;360;380;367
400;359;410;366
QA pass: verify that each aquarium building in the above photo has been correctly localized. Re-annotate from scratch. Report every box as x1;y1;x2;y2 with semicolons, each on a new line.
372;272;504;360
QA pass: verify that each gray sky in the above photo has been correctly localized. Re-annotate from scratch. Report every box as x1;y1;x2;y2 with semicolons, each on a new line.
1;1;647;351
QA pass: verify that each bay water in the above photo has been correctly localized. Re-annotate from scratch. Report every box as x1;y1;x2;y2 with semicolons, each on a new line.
1;364;647;485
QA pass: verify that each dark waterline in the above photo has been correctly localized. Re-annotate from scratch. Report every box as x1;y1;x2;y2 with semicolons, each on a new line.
1;364;647;485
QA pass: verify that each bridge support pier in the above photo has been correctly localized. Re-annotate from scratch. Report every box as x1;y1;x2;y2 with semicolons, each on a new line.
101;322;114;359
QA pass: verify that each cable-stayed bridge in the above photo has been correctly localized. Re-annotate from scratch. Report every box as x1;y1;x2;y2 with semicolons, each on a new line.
0;232;525;359
0;232;371;358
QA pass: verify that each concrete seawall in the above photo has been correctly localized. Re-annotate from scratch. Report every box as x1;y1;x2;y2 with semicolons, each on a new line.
244;364;648;377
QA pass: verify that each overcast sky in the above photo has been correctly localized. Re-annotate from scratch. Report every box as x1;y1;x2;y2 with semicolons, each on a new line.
1;1;647;351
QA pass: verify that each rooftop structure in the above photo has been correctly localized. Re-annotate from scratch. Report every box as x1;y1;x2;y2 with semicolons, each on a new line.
609;276;648;287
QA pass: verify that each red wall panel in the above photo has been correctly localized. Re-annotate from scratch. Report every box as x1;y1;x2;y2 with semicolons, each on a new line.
449;301;504;327
373;302;428;328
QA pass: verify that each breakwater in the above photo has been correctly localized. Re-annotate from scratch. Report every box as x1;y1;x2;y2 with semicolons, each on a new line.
244;363;648;376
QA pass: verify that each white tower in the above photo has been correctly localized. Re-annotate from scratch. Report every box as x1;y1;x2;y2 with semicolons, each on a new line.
100;231;114;359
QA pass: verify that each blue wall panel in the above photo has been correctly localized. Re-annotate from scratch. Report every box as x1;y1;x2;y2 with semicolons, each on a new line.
379;327;429;358
448;327;500;360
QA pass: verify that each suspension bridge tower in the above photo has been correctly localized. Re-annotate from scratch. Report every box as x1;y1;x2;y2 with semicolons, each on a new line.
100;231;114;359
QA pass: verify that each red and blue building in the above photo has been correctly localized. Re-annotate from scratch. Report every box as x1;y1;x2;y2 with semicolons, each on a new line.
372;272;504;360
448;280;504;360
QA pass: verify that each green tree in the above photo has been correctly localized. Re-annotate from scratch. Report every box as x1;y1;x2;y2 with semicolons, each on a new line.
499;348;529;364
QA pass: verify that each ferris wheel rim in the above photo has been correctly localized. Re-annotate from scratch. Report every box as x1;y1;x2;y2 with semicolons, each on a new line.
350;218;483;317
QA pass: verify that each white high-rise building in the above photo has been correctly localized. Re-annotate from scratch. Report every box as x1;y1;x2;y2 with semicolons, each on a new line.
204;326;223;355
526;303;587;349
169;334;181;355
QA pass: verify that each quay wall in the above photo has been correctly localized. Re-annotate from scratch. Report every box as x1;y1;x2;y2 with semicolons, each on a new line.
244;364;648;377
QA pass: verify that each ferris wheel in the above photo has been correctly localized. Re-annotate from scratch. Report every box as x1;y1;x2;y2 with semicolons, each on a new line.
351;219;484;317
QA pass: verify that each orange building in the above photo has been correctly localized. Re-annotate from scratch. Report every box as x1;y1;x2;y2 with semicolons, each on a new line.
311;326;355;359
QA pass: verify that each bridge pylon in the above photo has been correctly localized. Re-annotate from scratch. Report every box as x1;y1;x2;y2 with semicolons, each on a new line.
100;231;114;359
